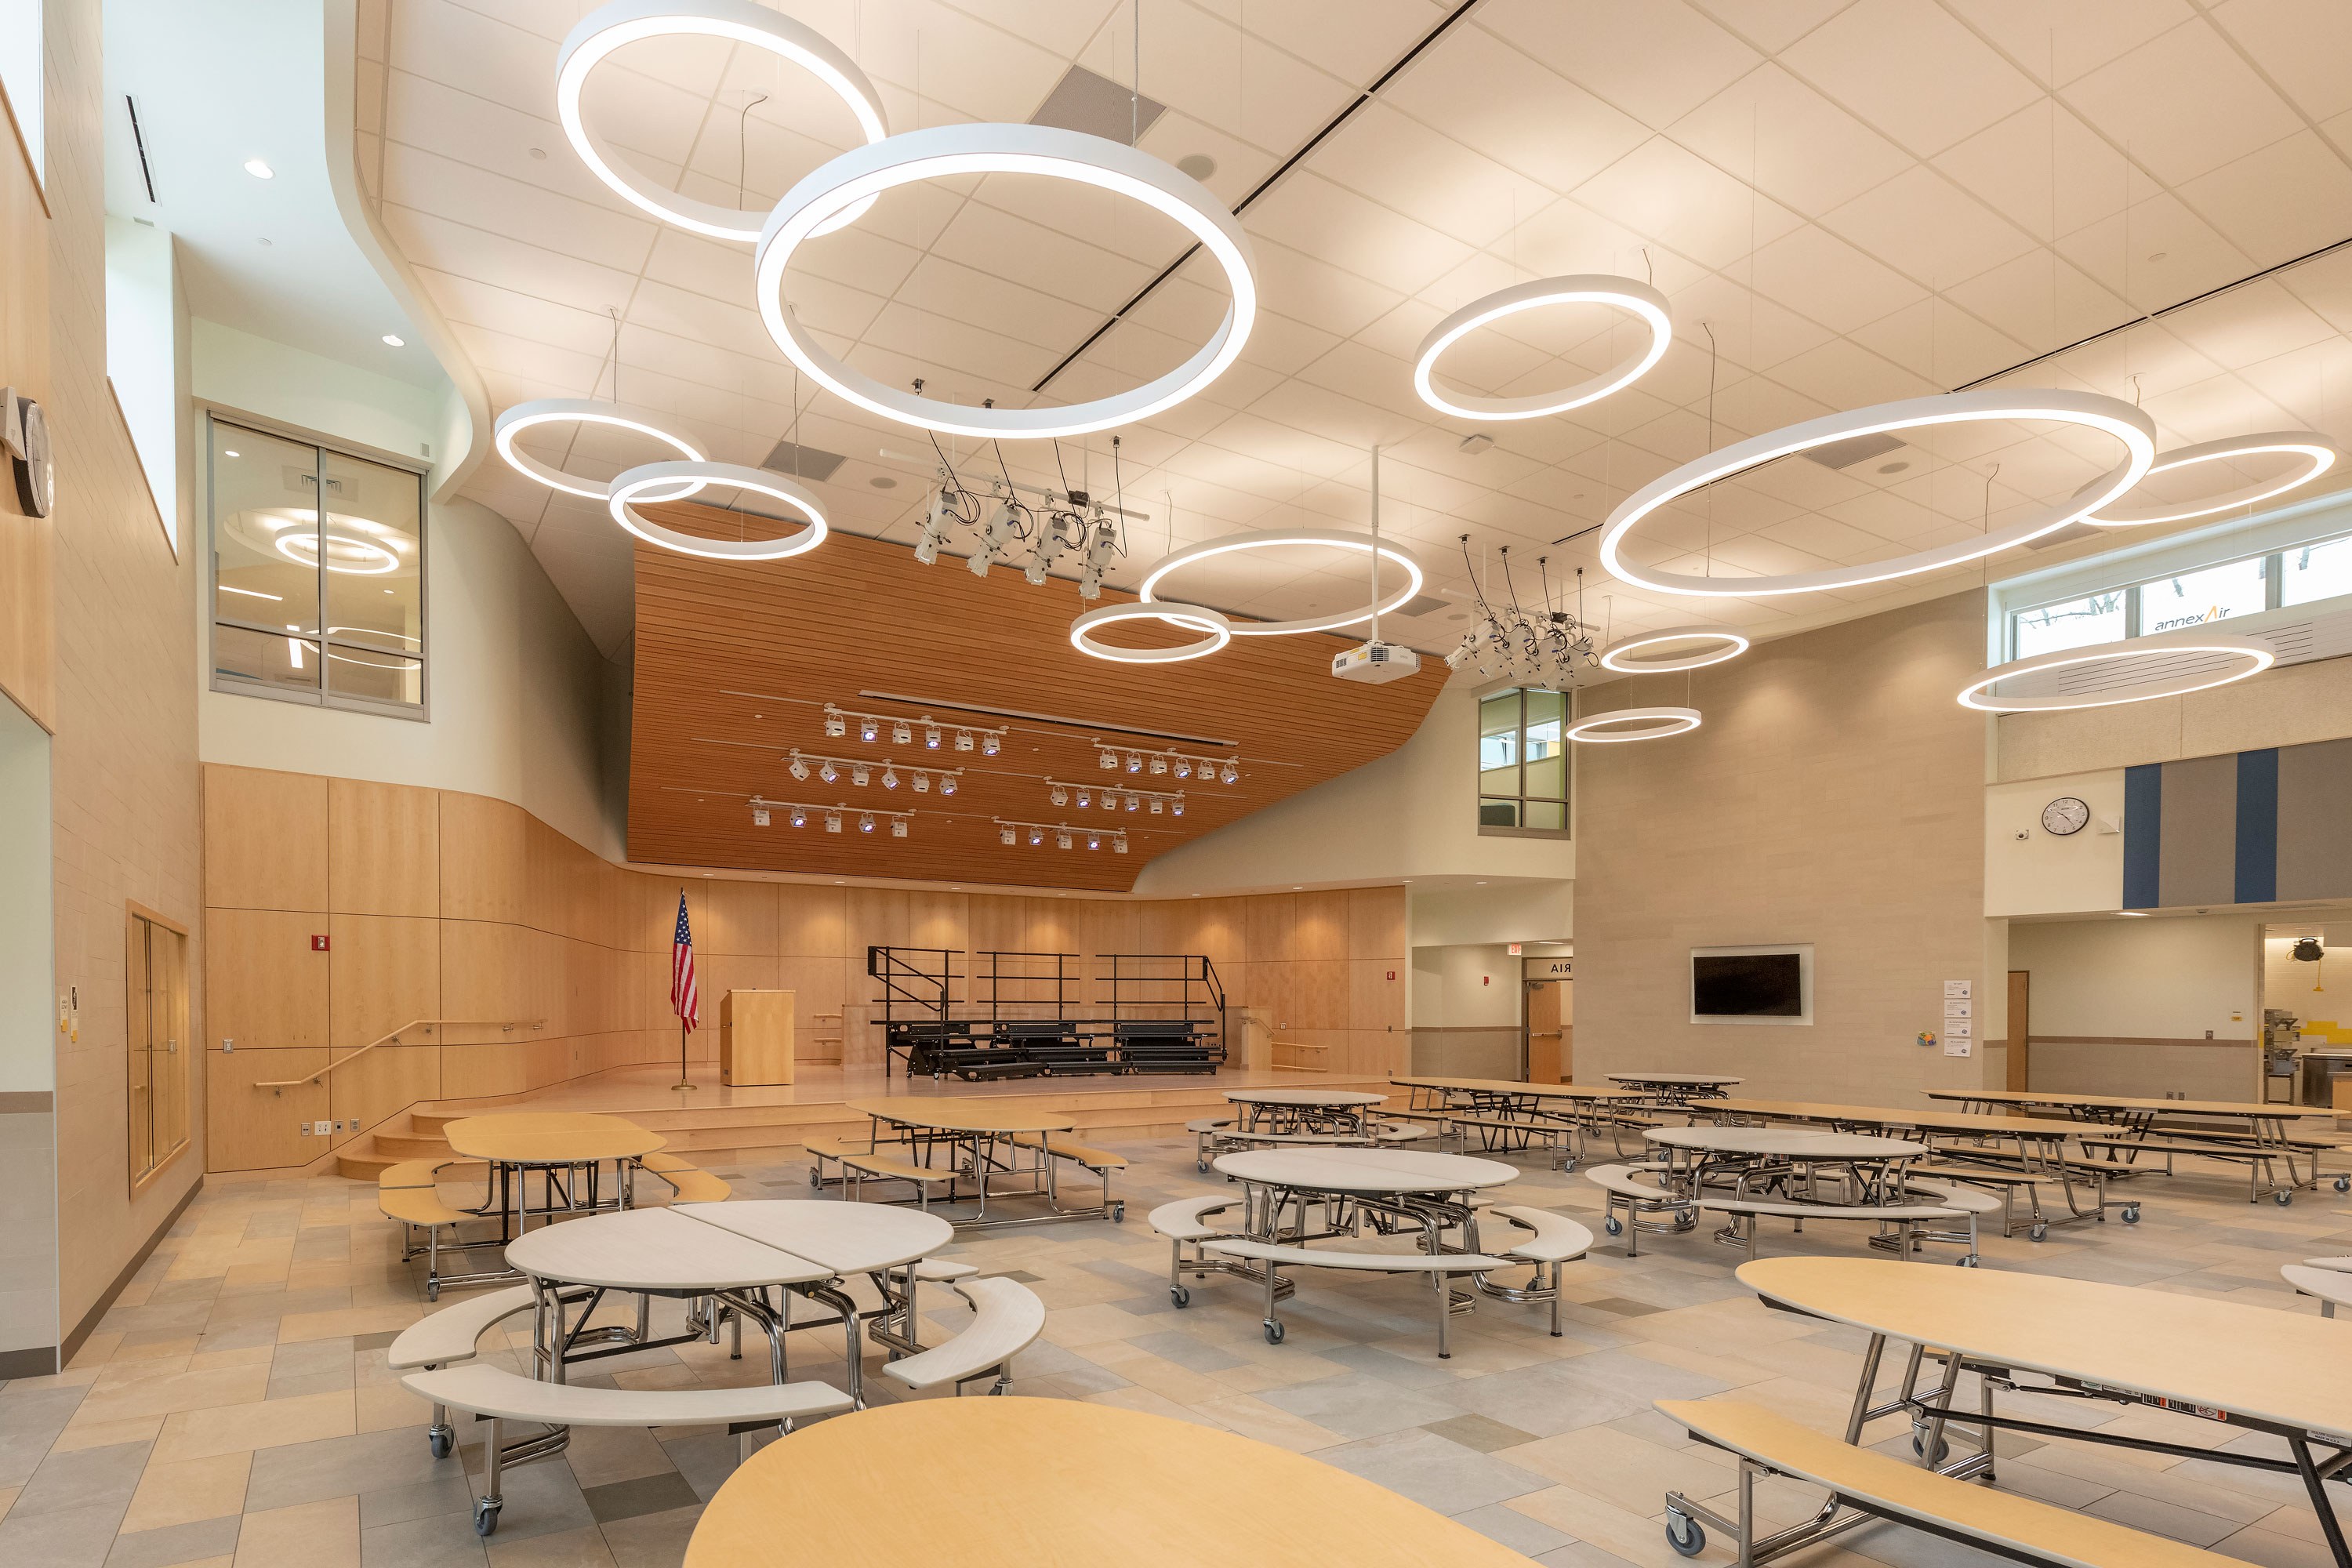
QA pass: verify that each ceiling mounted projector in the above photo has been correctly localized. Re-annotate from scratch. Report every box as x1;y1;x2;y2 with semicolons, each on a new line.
1331;640;1421;684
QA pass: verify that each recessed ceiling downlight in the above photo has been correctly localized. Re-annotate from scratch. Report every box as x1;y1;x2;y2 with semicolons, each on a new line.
1413;274;1671;421
556;0;888;242
1598;626;1749;673
1136;528;1425;637
2084;432;2343;528
755;123;1255;440
494;398;706;502
1955;630;2274;713
1599;388;2156;597
606;459;829;561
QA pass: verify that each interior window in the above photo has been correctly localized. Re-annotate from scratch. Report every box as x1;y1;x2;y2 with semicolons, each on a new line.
2013;591;2126;659
1478;688;1570;837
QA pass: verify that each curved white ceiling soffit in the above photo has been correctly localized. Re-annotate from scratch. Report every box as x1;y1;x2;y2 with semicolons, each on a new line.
321;0;491;500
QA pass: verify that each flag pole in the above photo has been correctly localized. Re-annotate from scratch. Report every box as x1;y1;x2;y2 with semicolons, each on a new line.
673;885;697;1093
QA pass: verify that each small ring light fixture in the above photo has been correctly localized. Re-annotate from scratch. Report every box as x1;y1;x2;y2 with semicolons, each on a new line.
1599;389;2157;597
1598;626;1750;673
556;0;888;242
274;530;402;576
756;122;1256;440
1413;274;1671;422
1069;601;1232;663
1137;528;1425;637
606;460;829;561
495;398;706;502
1955;630;2274;712
2084;431;2343;528
1563;706;1702;743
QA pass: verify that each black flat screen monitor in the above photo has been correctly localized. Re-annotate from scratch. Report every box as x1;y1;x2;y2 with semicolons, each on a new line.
1693;952;1803;1018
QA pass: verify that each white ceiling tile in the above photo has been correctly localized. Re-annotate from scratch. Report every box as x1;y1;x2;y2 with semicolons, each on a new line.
1686;0;1859;54
1748;223;1922;333
2161;276;2341;369
1768;336;1940;408
2138;370;2296;442
2054;193;2255;314
381;143;659;274
2176;132;2352;270
1308;103;1557;251
1780;0;2043;157
1237;0;1447;85
1929;100;2160;245
2061;18;2305;186
1381;27;1650;193
1243;173;1472;296
380;204;638;317
1940;249;2134;350
1848;297;2032;387
1478;0;1762;129
1668;64;1916;220
2231;338;2352;428
1572;136;1806;273
1664;274;1837;374
1940;0;2195;88
2210;0;2352;123
1820;165;2038;289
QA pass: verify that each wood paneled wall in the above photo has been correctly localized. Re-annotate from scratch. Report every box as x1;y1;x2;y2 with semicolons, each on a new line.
202;764;1407;1172
0;69;53;728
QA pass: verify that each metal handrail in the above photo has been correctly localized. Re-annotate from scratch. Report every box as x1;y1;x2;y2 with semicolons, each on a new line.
249;1018;546;1093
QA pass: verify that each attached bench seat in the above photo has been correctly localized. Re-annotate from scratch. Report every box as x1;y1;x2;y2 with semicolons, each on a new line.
638;1152;730;1204
2285;1262;2352;1317
387;1285;538;1458
838;1149;955;1207
1150;1195;1243;1306
1657;1399;2227;1566
1204;1239;1511;1356
379;1160;448;1189
1905;1160;2111;1240
379;1164;501;1302
879;1277;1046;1394
1444;1112;1574;1168
1006;1132;1125;1219
1488;1204;1594;1335
403;1363;851;1537
1699;1181;1989;1264
1584;1162;1697;1255
2076;1134;2301;1205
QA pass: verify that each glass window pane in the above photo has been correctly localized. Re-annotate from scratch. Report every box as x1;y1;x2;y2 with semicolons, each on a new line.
1479;798;1519;828
2140;557;2267;633
214;623;320;693
2013;591;2125;658
321;451;422;664
2284;536;2352;607
1478;691;1519;793
1524;689;1564;760
1525;753;1566;801
1522;800;1565;831
328;645;423;705
212;425;321;633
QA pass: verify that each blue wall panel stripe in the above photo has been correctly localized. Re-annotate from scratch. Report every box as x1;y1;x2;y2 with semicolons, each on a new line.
2123;763;2163;909
2236;748;2279;904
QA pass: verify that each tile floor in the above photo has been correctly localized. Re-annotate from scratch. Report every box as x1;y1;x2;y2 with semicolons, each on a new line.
5;1134;2350;1567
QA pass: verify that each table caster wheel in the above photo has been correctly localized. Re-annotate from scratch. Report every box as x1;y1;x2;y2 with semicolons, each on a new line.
427;1425;452;1460
1263;1319;1285;1345
1912;1428;1950;1464
2121;1204;2140;1224
2277;1191;2294;1207
2336;1175;2350;1193
1665;1511;1704;1558
1112;1203;1127;1224
473;1500;500;1537
1604;1216;1623;1236
1956;1255;1980;1268
2029;1222;2048;1243
1171;1284;1190;1308
426;1282;440;1303
1196;1160;1209;1174
809;1167;821;1189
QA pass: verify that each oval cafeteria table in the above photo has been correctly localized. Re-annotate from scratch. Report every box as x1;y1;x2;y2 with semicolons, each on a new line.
1212;1146;1518;1306
1606;1070;1744;1103
1922;1087;2338;1203
442;1112;666;1241
1730;1254;2352;1566
1221;1085;1387;1132
684;1397;1531;1568
842;1096;1108;1229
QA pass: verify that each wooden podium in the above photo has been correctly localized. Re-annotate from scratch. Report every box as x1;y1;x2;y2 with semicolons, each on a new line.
720;989;796;1086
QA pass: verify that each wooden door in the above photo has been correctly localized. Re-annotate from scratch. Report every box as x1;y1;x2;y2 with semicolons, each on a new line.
2005;970;2031;1091
1526;980;1565;1083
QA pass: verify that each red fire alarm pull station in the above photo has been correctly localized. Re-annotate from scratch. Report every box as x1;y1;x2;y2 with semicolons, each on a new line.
1385;970;1396;981
311;935;330;952
1482;975;1490;986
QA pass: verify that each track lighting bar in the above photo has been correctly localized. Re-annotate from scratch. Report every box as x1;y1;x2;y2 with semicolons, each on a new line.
822;703;1004;756
1046;779;1184;816
993;818;1128;854
750;797;914;838
785;750;960;795
1094;742;1239;785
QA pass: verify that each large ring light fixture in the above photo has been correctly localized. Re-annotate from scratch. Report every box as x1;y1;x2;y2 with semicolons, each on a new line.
756;123;1256;440
1599;626;1749;673
1956;630;2274;713
607;460;829;561
1135;528;1425;637
557;0;887;242
2085;431;2343;528
1564;706;1702;742
1413;274;1671;421
495;399;706;503
1069;601;1232;663
1599;388;2158;597
276;530;401;575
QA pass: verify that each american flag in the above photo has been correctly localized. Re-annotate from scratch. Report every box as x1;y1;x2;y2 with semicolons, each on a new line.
670;893;699;1032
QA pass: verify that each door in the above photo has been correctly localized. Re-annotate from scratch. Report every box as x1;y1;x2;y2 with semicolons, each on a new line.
1526;980;1567;1083
2004;969;2031;1092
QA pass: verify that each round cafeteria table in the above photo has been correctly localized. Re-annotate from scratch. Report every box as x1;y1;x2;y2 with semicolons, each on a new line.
1213;1147;1518;1293
1222;1086;1388;1133
684;1397;1530;1568
843;1098;1104;1228
443;1112;666;1236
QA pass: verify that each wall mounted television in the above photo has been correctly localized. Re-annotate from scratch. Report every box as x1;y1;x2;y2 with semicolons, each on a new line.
1690;944;1812;1026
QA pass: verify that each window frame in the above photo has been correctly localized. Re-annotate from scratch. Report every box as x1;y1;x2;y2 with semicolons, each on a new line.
205;410;431;721
126;901;191;1196
1476;685;1572;840
2004;535;2333;662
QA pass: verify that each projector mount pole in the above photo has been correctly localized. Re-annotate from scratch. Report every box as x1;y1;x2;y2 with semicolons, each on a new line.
1369;444;1381;643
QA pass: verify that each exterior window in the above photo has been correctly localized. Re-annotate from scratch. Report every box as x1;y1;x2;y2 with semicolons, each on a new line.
2283;535;2352;607
2139;556;2267;634
1478;688;1569;837
2013;591;2126;659
209;418;425;714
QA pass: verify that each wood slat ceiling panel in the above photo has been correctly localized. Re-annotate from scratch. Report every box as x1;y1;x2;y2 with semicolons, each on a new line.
627;526;1444;891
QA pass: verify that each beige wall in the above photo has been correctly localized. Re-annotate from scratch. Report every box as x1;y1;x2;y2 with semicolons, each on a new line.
1996;649;2352;782
2009;914;2260;1101
1985;771;2128;916
202;764;1410;1173
1571;592;1994;1103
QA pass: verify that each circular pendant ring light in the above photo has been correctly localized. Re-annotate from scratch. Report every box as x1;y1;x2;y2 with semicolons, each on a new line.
557;0;888;242
276;530;401;575
1956;630;2274;713
1599;389;2157;597
756;124;1255;440
1069;601;1232;663
1135;528;1426;637
1598;626;1749;673
495;399;706;503
1413;274;1672;421
607;460;829;561
1564;706;1702;742
2084;431;2343;528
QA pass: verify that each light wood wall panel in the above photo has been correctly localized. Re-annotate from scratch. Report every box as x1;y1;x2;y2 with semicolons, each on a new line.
0;81;53;726
204;909;328;1051
205;767;327;912
328;914;437;1051
329;779;438;917
439;792;527;924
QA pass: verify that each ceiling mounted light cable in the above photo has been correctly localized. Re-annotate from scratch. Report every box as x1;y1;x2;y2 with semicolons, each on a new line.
607;460;829;561
2083;432;2343;528
755;123;1256;439
494;398;706;502
556;0;887;242
1138;528;1425;636
1414;275;1671;420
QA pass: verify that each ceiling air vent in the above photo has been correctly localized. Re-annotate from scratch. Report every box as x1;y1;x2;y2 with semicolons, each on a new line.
1392;594;1452;619
761;439;845;482
1802;430;1905;470
1031;65;1166;145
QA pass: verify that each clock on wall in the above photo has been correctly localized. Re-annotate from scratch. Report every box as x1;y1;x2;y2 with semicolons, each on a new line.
2;390;51;519
2042;796;2090;836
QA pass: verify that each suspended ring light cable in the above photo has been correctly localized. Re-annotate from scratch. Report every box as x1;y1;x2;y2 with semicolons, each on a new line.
1563;706;1702;742
1598;626;1749;673
1955;630;2274;713
1413;274;1671;421
1069;601;1232;663
495;398;707;502
1136;528;1425;637
2084;432;2343;527
556;0;888;242
756;123;1256;440
1599;388;2157;597
607;460;829;561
